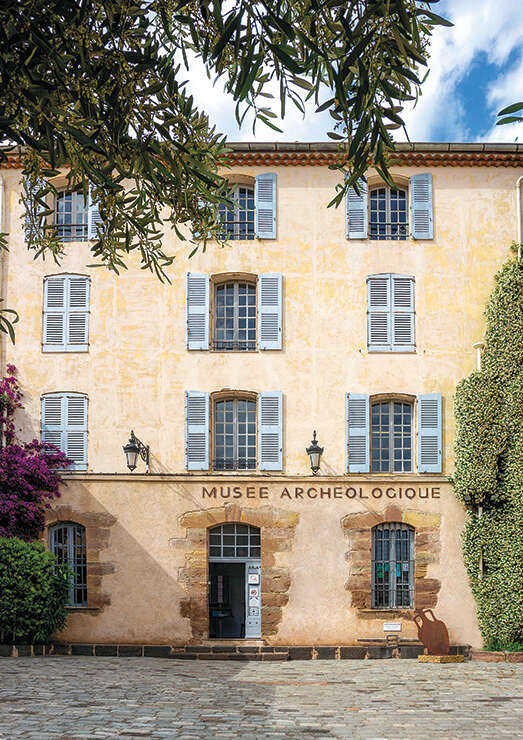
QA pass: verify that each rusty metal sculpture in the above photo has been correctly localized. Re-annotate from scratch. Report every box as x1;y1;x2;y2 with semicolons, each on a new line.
413;608;450;655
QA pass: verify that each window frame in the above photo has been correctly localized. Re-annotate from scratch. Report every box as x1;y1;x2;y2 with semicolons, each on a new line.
212;278;257;352
370;396;415;474
212;393;258;472
368;185;408;241
208;523;261;560
49;521;88;607
218;184;256;241
371;522;414;609
54;189;89;242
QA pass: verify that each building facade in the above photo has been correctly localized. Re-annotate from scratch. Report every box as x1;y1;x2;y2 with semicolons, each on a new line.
2;142;522;648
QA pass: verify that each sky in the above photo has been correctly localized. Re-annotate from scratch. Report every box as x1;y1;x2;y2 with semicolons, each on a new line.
185;0;523;144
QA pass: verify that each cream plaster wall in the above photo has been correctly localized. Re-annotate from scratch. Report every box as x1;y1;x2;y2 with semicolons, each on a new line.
1;163;521;476
54;476;481;648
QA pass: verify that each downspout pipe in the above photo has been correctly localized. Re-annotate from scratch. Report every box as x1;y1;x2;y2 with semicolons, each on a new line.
517;175;523;260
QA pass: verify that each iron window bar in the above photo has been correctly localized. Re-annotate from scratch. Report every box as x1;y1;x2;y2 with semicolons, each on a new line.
219;221;256;241
369;223;409;240
213;340;256;352
372;523;414;609
213;458;257;471
54;223;89;241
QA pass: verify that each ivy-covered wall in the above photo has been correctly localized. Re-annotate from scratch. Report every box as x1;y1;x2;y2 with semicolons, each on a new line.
454;251;523;649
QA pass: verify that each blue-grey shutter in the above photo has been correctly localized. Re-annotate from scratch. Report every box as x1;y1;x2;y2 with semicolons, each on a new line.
417;393;442;473
255;173;276;239
185;391;209;470
65;394;88;470
410;173;433;239
346;393;369;473
43;276;66;351
24;176;47;241
346;178;367;239
41;394;65;452
186;273;209;350
258;391;282;471
88;184;103;240
367;275;391;351
67;277;90;350
245;560;262;638
258;273;282;350
391;275;415;352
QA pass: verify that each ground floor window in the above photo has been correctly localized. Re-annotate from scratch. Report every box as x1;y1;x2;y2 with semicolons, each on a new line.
49;522;87;606
372;522;414;608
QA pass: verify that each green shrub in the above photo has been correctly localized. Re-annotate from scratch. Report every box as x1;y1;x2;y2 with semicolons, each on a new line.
0;536;69;644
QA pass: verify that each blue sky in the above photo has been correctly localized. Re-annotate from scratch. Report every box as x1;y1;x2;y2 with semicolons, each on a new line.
186;0;523;143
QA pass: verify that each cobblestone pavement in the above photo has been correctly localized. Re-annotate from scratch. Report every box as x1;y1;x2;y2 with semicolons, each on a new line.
0;657;522;739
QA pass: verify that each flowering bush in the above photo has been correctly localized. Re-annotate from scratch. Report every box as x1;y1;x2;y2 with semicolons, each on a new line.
0;365;70;541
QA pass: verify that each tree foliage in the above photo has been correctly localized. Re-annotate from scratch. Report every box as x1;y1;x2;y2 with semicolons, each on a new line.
0;536;69;643
1;0;450;288
454;253;523;648
0;365;69;541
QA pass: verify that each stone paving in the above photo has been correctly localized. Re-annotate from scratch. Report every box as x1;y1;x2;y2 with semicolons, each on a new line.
0;657;522;739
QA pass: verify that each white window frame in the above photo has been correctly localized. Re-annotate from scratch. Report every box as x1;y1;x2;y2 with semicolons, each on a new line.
368;185;408;241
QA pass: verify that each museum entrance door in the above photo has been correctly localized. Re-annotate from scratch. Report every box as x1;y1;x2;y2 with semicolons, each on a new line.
208;523;261;639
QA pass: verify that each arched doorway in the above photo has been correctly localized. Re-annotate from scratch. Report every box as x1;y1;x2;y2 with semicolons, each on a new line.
208;523;261;639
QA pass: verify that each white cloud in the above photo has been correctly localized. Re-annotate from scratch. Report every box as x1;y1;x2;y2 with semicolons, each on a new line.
182;0;523;143
398;0;523;142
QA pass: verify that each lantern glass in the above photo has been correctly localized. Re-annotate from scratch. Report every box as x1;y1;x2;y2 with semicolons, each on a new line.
123;442;139;472
308;449;321;473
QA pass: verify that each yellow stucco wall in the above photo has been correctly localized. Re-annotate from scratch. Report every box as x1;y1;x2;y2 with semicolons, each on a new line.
1;158;521;648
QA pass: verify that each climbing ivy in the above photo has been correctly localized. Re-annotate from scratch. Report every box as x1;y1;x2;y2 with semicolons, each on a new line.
454;249;523;649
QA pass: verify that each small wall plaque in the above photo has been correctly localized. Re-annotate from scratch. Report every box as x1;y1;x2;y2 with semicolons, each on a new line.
383;622;402;632
248;574;260;584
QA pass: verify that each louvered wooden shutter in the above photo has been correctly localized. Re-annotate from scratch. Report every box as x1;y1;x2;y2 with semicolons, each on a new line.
391;276;415;351
25;176;47;241
410;173;433;239
346;393;369;473
185;391;209;470
367;275;391;351
258;391;282;470
88;184;103;240
43;277;66;350
346;179;367;239
258;273;282;350
255;173;277;239
186;273;209;350
65;395;88;469
41;395;65;451
67;277;90;349
417;393;442;473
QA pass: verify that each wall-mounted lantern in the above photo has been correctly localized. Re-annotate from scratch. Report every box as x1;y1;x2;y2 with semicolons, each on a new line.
306;430;323;475
123;430;150;473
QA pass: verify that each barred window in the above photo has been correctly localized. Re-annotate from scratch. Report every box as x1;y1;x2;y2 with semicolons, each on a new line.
371;400;413;473
369;186;407;241
209;523;260;559
218;186;255;240
55;190;88;241
49;522;87;606
214;397;256;471
214;281;256;351
372;523;414;608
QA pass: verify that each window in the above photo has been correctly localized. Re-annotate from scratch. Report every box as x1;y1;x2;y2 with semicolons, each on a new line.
49;522;87;606
219;186;255;240
41;393;88;470
346;393;442;474
55;190;88;241
367;274;415;352
43;275;90;352
214;281;256;351
185;390;283;471
369;186;407;240
214;397;257;471
371;400;413;473
186;272;282;351
346;173;433;240
372;523;414;608
209;523;260;559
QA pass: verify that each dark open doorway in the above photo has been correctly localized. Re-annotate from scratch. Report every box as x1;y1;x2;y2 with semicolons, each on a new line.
209;562;246;638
